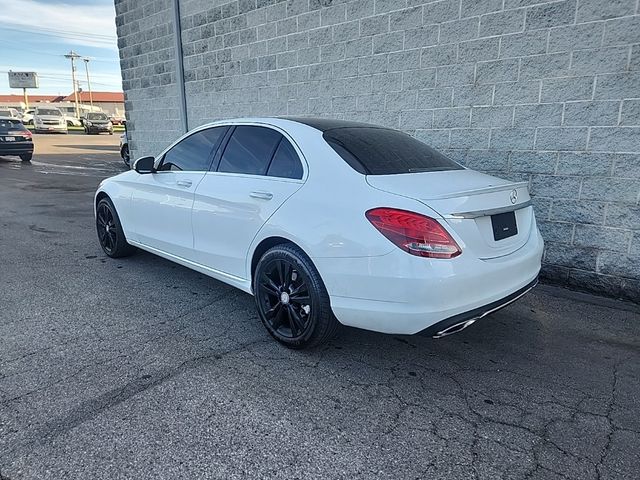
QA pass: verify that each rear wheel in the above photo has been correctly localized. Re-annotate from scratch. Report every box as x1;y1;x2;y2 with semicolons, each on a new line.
254;244;339;348
96;197;136;258
20;153;32;162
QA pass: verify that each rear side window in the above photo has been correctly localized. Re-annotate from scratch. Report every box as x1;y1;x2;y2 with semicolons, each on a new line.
267;139;303;179
218;126;282;175
0;119;24;130
324;127;462;175
161;127;226;171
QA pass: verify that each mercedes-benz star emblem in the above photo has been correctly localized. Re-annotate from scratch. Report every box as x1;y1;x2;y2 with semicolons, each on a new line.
510;189;518;204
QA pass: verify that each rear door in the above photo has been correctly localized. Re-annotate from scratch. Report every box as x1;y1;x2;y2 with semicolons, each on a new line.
192;125;305;279
129;126;227;259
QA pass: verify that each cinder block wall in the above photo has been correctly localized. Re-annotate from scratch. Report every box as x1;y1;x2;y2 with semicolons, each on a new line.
115;0;640;301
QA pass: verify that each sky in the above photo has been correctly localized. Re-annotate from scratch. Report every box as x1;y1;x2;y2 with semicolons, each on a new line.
0;0;122;95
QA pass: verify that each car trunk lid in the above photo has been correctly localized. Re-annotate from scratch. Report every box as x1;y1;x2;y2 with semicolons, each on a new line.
366;170;534;259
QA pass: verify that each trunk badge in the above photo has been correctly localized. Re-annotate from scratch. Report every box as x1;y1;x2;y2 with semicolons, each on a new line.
510;189;518;204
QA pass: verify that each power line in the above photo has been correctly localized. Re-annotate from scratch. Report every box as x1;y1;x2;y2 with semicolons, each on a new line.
0;24;117;41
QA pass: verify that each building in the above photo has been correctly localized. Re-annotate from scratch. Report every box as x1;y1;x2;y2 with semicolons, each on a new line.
114;0;640;301
0;91;125;116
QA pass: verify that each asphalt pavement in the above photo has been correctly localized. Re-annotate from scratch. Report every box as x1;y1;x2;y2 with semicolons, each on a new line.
1;133;639;479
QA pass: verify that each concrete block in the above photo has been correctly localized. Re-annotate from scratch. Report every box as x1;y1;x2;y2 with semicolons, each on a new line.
563;101;621;127
471;106;514;127
458;37;500;63
581;177;640;202
450;128;491;149
536;127;589;151
417;87;454;108
510;151;558;173
373;31;404;53
389;50;421;71
415;129;451;149
612;153;640;177
548;22;604;53
404;26;439;49
433;107;471;128
479;10;525;37
556;152;614;175
525;0;576;30
500;30;548;58
531;174;582;197
423;0;460;25
420;44;457;67
494;81;541;105
399;109;434;129
440;18;479;44
589;127;640;152
574;225;631;251
403;68;437;90
620;100;640;126
453;84;493;107
461;0;502;18
576;0;637;22
550;199;606;225
541;77;594;103
594;73;640;101
390;6;423;31
571;47;631;76
437;64;476;86
476;58;520;84
514;103;563;127
490;127;536;150
519;53;570;80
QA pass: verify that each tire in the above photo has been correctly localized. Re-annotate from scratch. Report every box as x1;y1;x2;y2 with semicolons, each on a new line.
109;130;113;135
96;197;136;258
121;145;130;167
20;153;32;162
254;244;339;349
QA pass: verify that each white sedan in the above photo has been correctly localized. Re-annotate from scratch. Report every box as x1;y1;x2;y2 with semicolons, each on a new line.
95;117;543;348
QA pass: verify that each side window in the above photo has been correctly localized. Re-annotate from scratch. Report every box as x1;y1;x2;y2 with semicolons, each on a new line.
218;126;282;175
160;127;225;171
267;138;303;179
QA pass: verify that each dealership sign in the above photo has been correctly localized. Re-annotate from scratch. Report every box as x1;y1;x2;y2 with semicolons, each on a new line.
8;71;39;89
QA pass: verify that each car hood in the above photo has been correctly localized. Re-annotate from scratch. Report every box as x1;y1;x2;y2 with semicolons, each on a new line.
35;115;63;121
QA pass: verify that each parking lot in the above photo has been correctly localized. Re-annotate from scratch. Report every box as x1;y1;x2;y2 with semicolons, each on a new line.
0;133;639;479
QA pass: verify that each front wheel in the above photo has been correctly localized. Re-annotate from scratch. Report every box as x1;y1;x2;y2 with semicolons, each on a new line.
96;197;136;258
254;244;339;348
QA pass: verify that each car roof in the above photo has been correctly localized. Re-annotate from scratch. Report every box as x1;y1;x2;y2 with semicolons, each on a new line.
195;116;391;133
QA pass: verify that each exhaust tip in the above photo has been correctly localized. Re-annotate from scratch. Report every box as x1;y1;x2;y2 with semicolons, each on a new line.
432;319;477;339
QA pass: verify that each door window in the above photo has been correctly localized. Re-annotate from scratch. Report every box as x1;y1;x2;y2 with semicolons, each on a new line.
266;138;303;179
218;126;282;175
160;127;226;171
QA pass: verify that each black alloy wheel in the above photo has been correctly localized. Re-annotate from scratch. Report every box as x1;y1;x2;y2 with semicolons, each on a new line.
121;145;130;166
255;244;339;348
96;198;136;258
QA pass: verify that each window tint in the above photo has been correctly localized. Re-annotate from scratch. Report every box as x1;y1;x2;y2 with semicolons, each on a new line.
325;127;463;175
218;126;282;175
161;127;225;171
267;138;303;179
0;119;24;131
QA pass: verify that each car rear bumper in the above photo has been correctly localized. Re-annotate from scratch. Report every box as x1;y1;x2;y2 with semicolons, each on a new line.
0;141;34;155
35;125;67;132
313;225;543;335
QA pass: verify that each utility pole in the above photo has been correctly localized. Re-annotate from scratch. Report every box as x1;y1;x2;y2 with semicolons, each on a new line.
83;58;94;109
64;50;81;118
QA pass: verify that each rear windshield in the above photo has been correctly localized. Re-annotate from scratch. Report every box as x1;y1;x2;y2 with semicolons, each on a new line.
324;127;462;175
0;110;14;117
86;113;108;120
0;119;25;131
36;109;61;116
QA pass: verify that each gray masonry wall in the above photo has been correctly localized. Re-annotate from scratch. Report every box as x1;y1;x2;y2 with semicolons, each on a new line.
115;0;640;301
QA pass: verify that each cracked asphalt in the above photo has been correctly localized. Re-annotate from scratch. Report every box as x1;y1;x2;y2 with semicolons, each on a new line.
1;134;639;480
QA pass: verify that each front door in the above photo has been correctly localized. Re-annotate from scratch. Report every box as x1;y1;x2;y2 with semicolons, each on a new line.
130;126;227;260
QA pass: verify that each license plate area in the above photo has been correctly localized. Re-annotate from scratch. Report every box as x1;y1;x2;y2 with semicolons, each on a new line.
491;211;517;241
4;136;15;142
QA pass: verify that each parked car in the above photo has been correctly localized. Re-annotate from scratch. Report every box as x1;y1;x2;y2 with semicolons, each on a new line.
94;118;543;348
110;115;126;126
0;108;22;119
62;114;83;127
21;109;34;125
119;132;130;166
84;112;113;135
0;117;33;161
33;107;67;134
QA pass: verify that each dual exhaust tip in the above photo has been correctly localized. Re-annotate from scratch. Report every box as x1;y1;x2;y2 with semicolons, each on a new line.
432;319;477;339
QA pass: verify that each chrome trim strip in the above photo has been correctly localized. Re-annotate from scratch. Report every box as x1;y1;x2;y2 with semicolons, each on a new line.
448;200;533;219
432;280;538;339
422;181;529;200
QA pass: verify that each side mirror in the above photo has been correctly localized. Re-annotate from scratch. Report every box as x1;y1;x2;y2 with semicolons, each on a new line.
134;156;155;174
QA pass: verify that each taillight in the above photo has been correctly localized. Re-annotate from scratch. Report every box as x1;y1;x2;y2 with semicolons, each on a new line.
366;208;461;259
8;130;31;138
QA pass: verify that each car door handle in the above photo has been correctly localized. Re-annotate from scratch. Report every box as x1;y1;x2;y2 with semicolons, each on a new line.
176;180;193;188
249;191;273;200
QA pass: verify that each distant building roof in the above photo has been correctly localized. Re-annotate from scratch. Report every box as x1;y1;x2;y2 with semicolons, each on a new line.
0;91;124;104
60;91;124;103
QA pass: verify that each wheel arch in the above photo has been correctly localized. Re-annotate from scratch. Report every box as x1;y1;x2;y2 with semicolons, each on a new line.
249;236;315;291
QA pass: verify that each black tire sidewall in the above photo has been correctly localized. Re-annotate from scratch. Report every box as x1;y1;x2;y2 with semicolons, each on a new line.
96;198;135;258
254;245;336;348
